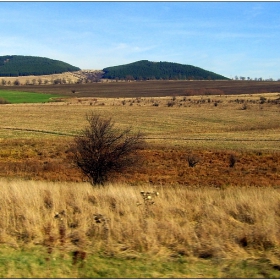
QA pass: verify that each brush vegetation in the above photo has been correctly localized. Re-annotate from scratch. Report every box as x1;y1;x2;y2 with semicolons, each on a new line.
0;55;80;77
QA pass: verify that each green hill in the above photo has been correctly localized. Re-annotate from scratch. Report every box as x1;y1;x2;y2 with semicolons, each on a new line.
102;60;229;80
0;55;80;77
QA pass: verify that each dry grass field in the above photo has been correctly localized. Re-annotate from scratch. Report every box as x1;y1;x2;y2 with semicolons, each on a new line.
0;81;280;277
0;92;279;186
1;178;280;277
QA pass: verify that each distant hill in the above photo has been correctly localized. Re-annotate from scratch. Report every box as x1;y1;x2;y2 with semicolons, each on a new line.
0;55;80;77
102;60;229;80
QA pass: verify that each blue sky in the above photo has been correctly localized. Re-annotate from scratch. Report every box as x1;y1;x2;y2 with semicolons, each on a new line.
0;1;279;80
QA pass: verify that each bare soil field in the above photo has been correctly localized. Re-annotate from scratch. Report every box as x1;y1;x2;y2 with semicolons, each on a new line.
1;79;280;98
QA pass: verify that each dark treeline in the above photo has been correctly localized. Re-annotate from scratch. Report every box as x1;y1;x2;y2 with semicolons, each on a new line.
103;60;229;81
0;55;80;76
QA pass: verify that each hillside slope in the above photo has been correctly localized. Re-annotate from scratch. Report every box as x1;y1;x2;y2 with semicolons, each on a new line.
103;60;229;80
0;55;80;77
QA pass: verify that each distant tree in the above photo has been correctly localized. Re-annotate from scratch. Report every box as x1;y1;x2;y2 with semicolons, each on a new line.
229;154;237;168
53;79;61;85
72;114;146;185
13;79;20;86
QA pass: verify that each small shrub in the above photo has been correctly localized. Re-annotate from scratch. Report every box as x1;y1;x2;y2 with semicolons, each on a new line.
0;98;11;104
167;100;175;107
187;154;200;167
72;113;146;185
229;154;237;168
241;102;248;110
260;96;267;104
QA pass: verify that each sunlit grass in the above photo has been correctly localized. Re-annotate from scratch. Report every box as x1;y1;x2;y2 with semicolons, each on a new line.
0;178;280;277
0;93;279;150
0;90;62;103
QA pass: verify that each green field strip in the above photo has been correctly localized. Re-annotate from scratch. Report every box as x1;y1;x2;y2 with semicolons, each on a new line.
0;90;62;103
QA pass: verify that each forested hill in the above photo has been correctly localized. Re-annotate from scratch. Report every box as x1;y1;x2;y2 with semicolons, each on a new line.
0;55;80;76
102;60;229;80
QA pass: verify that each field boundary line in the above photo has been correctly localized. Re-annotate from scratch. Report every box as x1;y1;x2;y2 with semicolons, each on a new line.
144;137;280;142
0;127;76;137
1;127;279;142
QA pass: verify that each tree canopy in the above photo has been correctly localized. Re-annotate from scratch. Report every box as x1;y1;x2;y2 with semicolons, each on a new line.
102;60;229;80
0;55;80;77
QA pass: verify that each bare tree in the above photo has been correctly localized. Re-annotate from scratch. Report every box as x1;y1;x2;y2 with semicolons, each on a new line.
73;114;146;185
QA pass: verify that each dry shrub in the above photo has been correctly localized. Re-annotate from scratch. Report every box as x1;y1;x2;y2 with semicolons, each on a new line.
0;98;11;104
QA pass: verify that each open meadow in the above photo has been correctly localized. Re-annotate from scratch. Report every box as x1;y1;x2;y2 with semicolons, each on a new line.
0;81;280;277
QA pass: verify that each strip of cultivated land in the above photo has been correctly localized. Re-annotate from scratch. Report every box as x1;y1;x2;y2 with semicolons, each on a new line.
2;79;280;97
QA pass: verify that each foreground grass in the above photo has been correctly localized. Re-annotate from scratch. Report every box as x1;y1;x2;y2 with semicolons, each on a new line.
0;90;62;103
1;178;280;277
1;246;280;278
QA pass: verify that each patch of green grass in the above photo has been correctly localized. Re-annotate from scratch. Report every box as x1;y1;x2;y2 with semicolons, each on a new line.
0;90;62;103
0;246;280;278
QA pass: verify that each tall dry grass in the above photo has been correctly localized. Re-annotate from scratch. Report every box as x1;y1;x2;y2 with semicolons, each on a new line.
1;178;280;262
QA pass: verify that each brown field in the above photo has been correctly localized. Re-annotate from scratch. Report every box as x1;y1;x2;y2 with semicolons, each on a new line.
2;78;280;98
0;90;279;186
0;81;280;277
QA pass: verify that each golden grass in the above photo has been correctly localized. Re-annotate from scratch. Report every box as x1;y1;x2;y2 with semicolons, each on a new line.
1;178;280;263
0;93;279;150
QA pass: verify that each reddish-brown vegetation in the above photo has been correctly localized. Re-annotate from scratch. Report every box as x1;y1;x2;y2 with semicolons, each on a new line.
1;139;279;187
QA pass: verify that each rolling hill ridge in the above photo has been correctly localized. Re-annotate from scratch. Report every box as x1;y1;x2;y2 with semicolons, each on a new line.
0;55;80;77
102;60;229;80
0;56;229;81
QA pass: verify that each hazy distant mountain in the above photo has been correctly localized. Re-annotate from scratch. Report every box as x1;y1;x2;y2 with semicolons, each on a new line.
102;60;229;80
0;55;80;77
